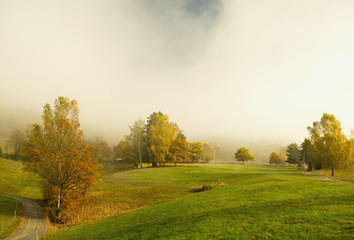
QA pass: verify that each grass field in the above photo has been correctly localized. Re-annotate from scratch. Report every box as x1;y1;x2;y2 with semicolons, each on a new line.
0;196;22;239
0;158;42;238
313;169;354;182
42;164;354;240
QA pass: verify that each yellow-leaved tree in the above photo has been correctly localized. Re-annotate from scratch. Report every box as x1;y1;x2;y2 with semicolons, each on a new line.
146;112;175;167
307;113;352;176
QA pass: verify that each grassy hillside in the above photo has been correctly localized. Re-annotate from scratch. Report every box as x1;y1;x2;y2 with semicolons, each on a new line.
0;158;42;199
43;164;354;239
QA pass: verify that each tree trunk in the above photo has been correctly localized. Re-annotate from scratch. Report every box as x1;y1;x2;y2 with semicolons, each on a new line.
57;191;62;219
331;167;334;177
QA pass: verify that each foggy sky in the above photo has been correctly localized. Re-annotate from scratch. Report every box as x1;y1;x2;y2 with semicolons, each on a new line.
1;0;354;160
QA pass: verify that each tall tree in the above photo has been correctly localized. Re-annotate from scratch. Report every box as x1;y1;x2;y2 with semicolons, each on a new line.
204;142;216;163
307;113;351;176
188;142;204;162
126;119;145;168
94;140;113;162
146;113;175;166
10;129;26;159
114;140;134;163
234;147;254;164
285;143;301;166
25;97;100;219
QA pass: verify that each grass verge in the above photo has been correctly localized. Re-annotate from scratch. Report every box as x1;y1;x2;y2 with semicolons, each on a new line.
0;196;23;239
313;169;354;182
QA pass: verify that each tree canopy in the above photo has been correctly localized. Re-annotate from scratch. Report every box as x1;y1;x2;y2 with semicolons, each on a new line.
305;113;353;176
235;147;254;164
25;97;101;220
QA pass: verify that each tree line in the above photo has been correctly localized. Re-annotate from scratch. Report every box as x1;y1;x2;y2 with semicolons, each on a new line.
114;112;217;167
0;97;218;221
268;113;354;176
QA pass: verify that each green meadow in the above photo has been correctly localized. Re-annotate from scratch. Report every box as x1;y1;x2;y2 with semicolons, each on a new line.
42;164;354;240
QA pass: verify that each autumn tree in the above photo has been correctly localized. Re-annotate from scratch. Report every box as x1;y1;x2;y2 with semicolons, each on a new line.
126;119;145;168
279;147;287;164
25;97;100;220
286;143;301;166
94;140;113;161
188;142;204;162
114;140;134;163
146;112;175;166
269;152;283;165
307;113;351;176
10;129;26;159
204;142;216;163
235;147;254;164
170;131;189;164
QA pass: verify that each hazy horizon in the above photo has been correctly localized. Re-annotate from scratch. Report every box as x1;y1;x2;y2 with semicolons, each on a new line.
1;0;354;162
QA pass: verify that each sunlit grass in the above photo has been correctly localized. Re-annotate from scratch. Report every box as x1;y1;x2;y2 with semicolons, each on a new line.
43;164;354;239
0;158;42;199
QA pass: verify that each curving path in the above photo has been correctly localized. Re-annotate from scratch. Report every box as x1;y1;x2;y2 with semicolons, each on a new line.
3;196;47;240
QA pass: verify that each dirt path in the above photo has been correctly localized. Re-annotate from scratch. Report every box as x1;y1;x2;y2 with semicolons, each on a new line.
4;196;47;240
301;170;345;182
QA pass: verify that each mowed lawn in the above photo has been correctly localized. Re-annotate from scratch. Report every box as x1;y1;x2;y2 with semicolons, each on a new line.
42;164;354;240
0;158;42;238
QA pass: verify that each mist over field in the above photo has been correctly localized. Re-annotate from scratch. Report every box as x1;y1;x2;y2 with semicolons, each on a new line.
1;0;354;162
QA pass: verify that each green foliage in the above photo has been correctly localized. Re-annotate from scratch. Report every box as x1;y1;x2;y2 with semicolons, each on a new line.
42;164;354;240
234;147;254;164
285;143;301;166
0;147;2;157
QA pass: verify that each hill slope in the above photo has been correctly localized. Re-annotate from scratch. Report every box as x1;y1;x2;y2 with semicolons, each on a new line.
42;164;353;239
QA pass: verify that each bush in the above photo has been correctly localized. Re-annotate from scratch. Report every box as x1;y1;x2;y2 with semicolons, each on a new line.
191;182;225;192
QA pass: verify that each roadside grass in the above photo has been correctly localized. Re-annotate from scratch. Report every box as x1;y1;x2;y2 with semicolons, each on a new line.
43;164;354;239
313;169;354;182
0;158;42;238
0;196;22;239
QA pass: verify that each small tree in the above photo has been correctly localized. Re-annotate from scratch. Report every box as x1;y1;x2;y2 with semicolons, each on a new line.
235;147;254;164
269;152;283;165
286;143;301;166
